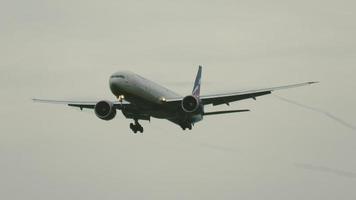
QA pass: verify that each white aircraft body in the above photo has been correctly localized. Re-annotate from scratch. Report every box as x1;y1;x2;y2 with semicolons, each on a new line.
34;66;317;133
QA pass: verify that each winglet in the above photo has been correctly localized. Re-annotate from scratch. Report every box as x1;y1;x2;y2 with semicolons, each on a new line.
192;65;202;97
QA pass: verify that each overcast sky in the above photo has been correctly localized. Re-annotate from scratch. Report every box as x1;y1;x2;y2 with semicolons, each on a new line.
1;0;356;199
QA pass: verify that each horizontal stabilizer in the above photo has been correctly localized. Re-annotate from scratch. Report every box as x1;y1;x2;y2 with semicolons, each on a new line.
203;109;250;116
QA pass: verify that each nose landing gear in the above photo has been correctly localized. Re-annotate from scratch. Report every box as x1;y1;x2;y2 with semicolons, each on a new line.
130;119;144;133
181;123;192;131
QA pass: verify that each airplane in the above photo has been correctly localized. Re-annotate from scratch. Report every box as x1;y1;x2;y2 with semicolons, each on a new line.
33;66;317;133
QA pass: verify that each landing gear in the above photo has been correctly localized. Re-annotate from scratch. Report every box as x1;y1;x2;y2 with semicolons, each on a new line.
181;124;192;131
130;119;144;133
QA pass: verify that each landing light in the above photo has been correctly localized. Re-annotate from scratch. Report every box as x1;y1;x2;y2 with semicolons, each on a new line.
160;97;167;102
117;95;125;102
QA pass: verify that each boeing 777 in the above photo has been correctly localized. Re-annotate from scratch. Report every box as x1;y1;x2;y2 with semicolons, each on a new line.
33;66;317;133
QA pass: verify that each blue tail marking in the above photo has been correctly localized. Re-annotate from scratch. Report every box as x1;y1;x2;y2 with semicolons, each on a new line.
192;65;202;97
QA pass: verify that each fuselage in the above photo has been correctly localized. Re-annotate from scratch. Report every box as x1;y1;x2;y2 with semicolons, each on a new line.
109;71;181;105
109;71;203;126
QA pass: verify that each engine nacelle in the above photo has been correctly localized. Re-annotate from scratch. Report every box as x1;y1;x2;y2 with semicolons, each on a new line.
94;100;117;120
181;95;200;113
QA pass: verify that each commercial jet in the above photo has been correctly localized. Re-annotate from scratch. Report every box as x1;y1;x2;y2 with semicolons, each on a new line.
33;66;317;133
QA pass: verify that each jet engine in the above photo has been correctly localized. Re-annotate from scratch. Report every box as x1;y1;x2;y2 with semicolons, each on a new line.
181;95;200;113
94;100;117;120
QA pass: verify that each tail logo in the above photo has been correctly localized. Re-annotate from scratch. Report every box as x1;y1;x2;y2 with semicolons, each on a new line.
192;65;202;97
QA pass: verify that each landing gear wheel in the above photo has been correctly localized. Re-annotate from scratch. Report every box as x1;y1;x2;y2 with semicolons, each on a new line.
129;120;144;134
181;125;192;131
181;123;193;131
138;126;144;133
129;123;138;134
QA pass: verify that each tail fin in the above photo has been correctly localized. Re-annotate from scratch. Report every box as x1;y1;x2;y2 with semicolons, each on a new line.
192;65;202;97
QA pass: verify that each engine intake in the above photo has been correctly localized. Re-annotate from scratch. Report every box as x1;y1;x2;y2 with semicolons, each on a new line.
94;100;117;120
182;95;200;113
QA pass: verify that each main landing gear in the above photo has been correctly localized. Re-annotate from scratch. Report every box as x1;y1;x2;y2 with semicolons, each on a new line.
130;119;144;134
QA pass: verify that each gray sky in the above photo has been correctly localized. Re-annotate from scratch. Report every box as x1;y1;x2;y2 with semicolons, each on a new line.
1;0;356;199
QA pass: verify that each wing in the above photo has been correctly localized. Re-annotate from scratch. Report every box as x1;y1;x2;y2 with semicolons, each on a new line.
203;109;250;116
200;82;318;106
32;98;130;110
166;82;316;106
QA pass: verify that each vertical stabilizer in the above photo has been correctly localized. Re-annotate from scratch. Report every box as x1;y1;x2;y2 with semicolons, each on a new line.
192;65;202;97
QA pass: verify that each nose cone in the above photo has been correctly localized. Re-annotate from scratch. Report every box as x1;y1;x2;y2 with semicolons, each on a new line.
109;71;130;96
109;77;118;93
109;76;118;96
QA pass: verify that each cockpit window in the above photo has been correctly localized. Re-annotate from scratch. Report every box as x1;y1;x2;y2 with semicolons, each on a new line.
111;75;125;79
